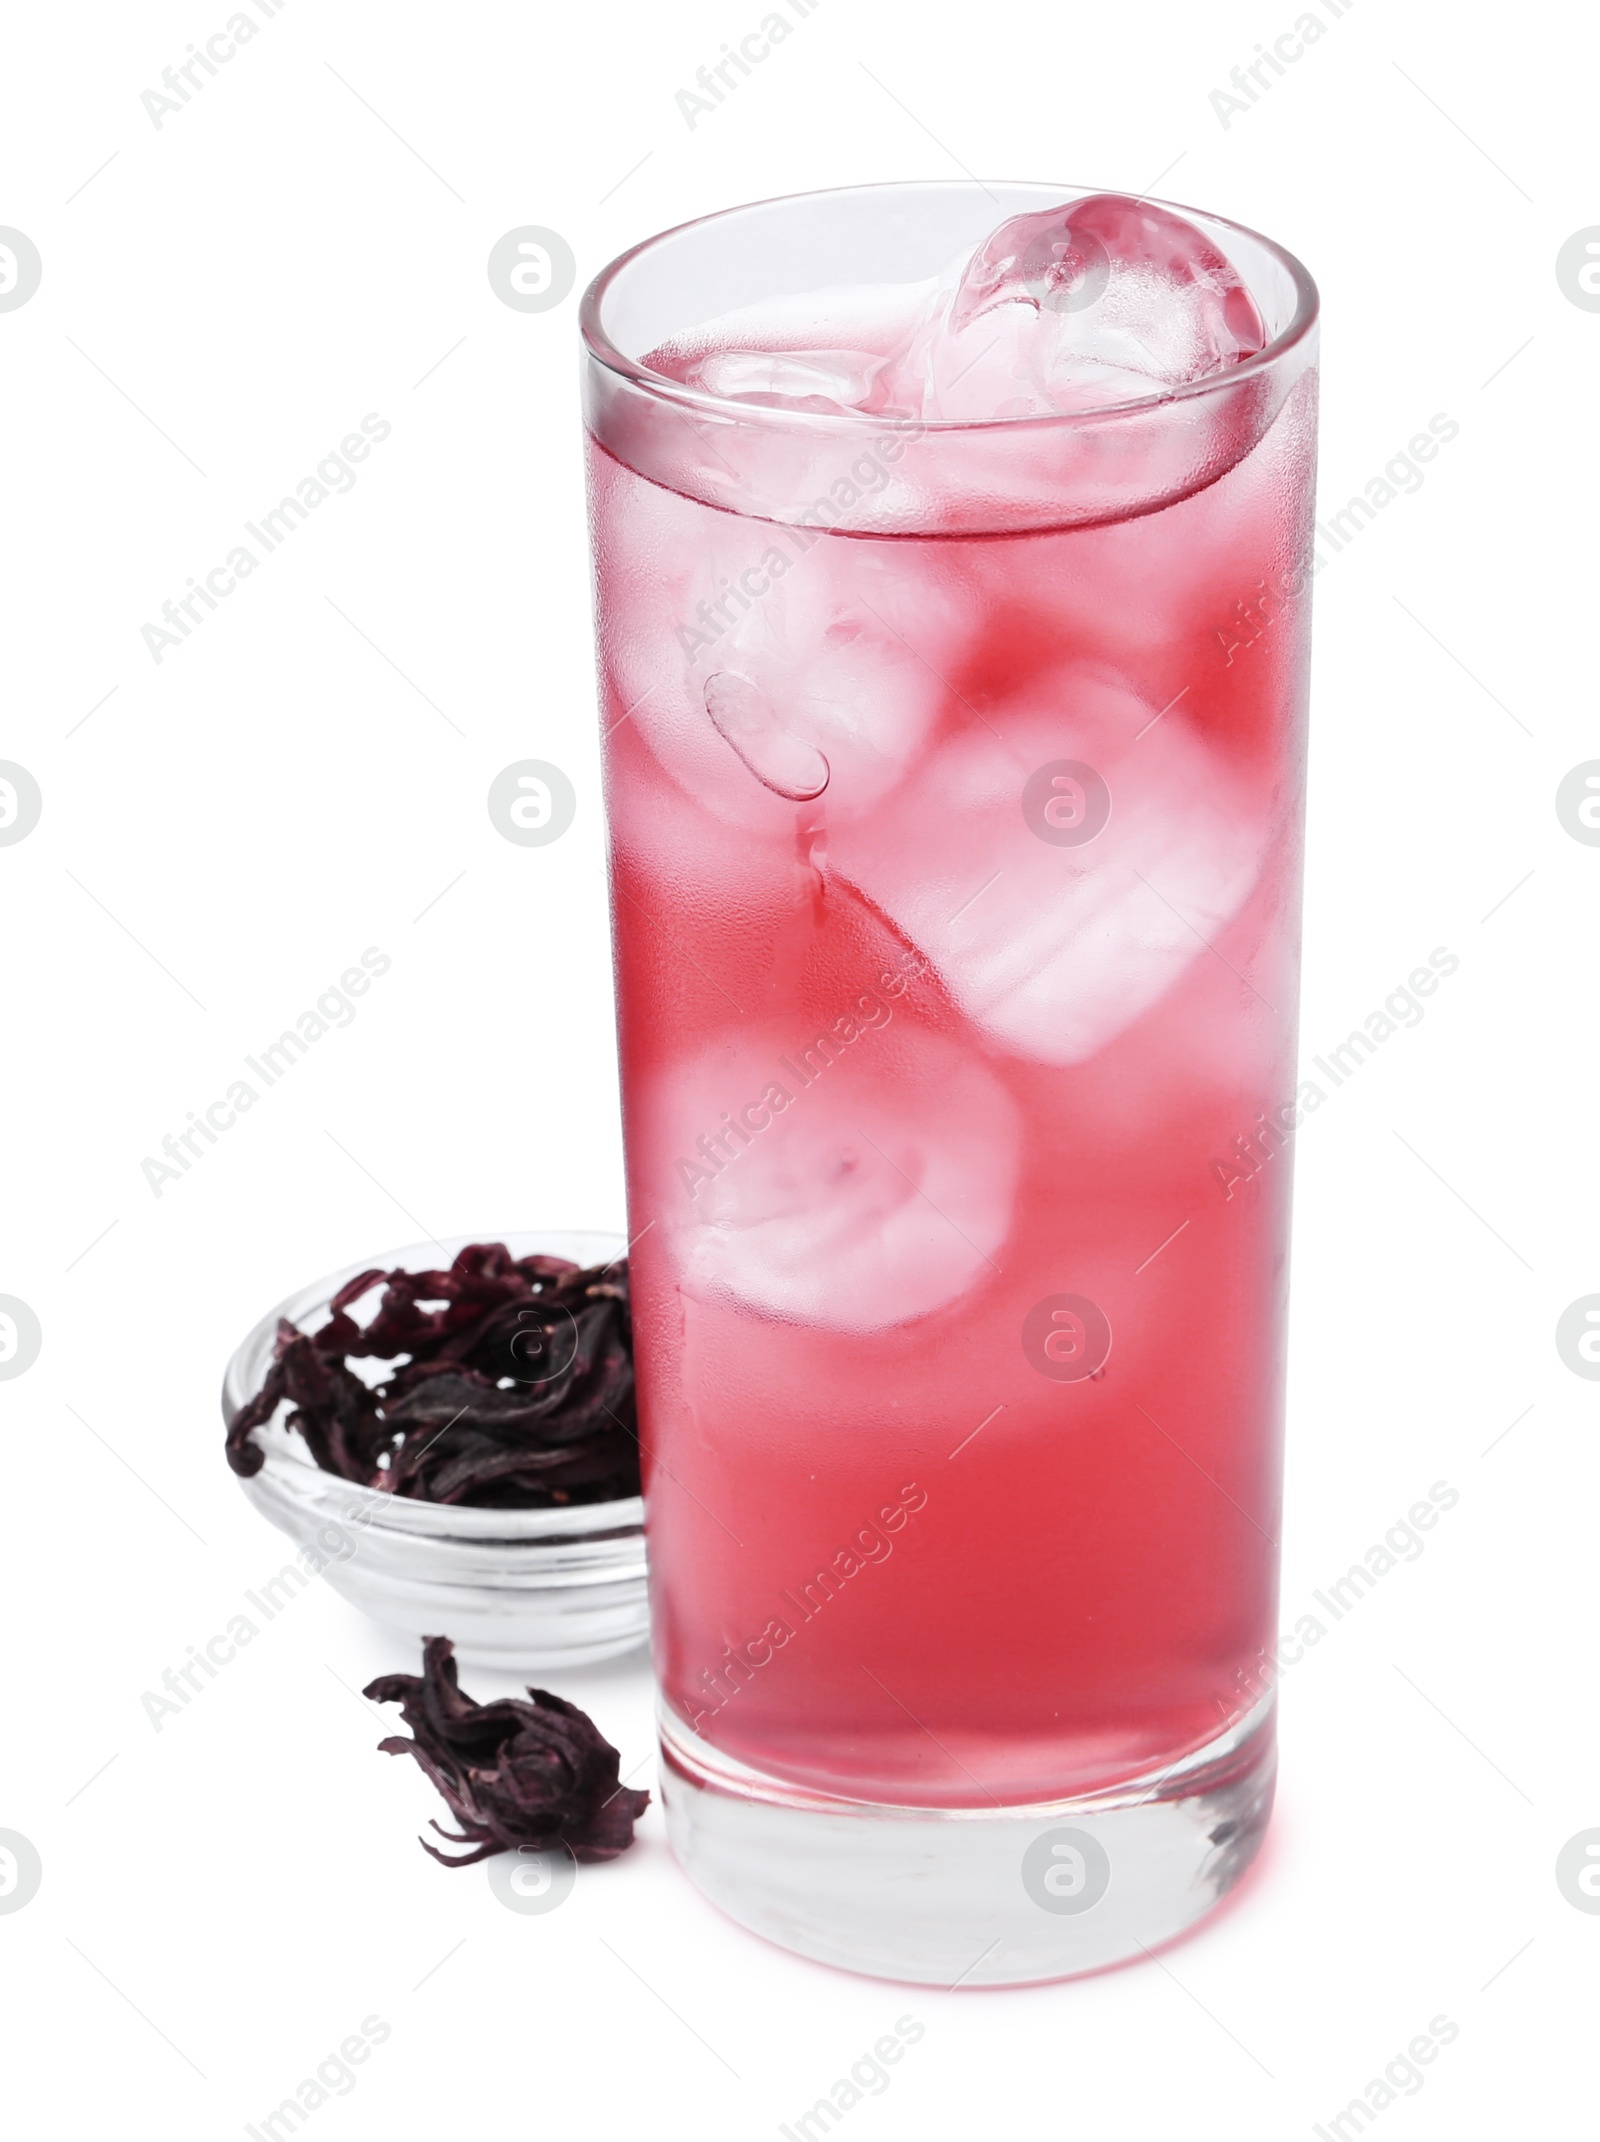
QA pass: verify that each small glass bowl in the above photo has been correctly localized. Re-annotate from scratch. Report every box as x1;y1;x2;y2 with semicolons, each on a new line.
220;1229;648;1670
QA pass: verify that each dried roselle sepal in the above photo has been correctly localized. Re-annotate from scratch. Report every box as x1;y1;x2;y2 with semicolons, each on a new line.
224;1247;641;1509
224;1319;383;1482
364;1637;650;1866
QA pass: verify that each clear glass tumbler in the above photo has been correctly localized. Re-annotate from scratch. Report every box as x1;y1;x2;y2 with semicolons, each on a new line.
582;182;1317;1983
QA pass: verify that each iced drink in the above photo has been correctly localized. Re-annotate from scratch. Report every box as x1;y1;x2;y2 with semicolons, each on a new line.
582;184;1317;1983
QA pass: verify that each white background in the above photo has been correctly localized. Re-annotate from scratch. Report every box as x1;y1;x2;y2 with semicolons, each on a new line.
0;1;1591;2135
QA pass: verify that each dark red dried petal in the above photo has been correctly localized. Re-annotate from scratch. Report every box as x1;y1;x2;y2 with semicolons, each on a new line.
364;1637;649;1865
224;1249;639;1508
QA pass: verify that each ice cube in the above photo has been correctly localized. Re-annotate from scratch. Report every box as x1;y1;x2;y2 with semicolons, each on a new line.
696;547;964;815
828;669;1265;1066
593;195;1286;529
646;281;934;418
639;1022;1020;1332
665;348;889;418
893;194;1269;421
590;444;967;831
704;671;830;801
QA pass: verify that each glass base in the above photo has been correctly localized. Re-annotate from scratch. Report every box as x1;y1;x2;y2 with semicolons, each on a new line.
659;1695;1275;1986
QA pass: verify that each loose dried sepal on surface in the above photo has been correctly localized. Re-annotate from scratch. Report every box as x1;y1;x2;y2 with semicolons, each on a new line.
364;1637;650;1866
224;1244;639;1508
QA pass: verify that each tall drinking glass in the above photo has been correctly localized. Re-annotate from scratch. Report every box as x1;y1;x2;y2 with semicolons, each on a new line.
582;183;1317;1984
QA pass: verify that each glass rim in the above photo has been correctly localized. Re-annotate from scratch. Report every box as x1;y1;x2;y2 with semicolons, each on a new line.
580;178;1320;438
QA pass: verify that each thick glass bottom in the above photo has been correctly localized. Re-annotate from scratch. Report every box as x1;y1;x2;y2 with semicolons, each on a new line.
659;1694;1275;1986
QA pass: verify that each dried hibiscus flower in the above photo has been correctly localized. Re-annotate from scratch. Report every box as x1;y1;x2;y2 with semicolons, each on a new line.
364;1637;649;1865
225;1243;639;1508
